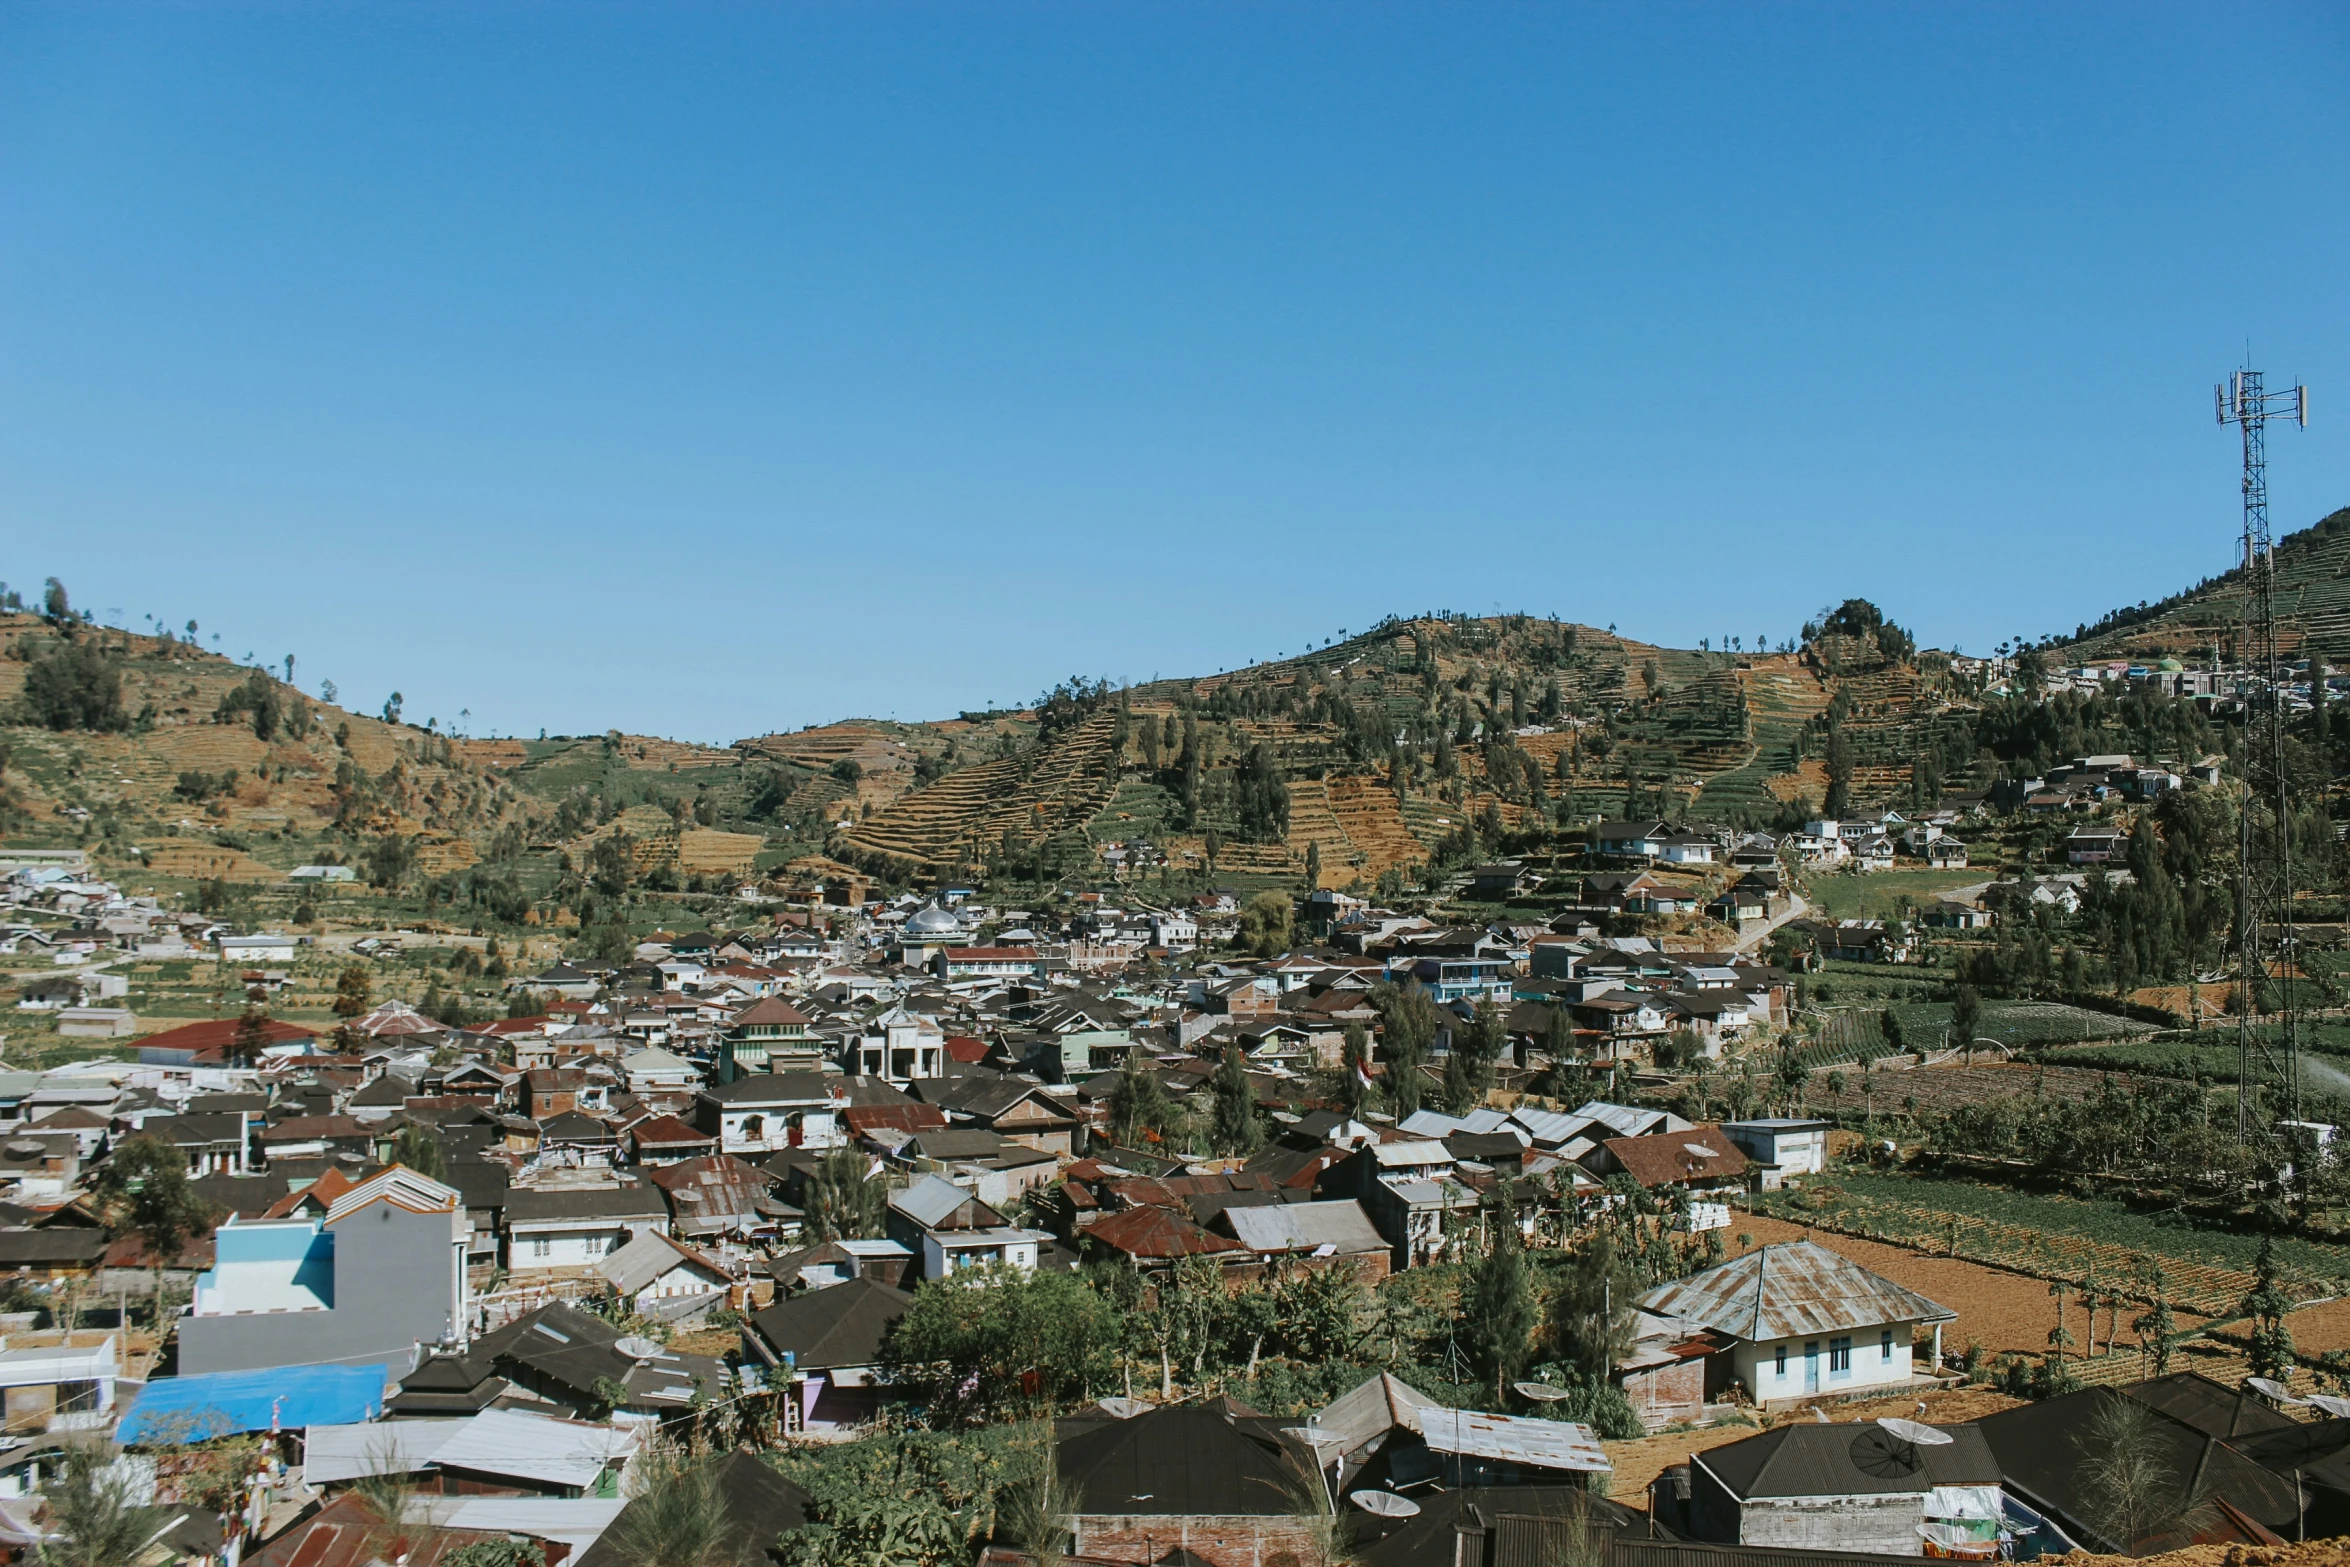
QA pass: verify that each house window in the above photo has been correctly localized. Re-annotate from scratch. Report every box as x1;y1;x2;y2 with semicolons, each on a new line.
1829;1337;1852;1374
1773;1345;1786;1378
530;1237;552;1259
1881;1329;1895;1361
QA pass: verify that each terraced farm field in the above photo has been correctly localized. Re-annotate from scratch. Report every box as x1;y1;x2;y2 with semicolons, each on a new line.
1781;1171;2350;1304
1816;999;2149;1060
841;711;1121;874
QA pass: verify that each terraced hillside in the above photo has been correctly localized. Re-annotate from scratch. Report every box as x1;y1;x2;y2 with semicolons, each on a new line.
0;613;521;880
839;711;1122;875
2063;505;2350;663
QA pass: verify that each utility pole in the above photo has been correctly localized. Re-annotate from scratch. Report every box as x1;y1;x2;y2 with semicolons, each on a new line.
2217;366;2310;1136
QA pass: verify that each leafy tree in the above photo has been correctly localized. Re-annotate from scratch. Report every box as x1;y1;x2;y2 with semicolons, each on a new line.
1546;1231;1637;1381
1880;1008;1905;1056
228;990;275;1068
1236;890;1292;957
1209;1045;1264;1157
365;833;418;889
1950;983;1983;1062
1107;1052;1186;1149
20;639;126;731
803;1145;887;1241
37;1442;151;1567
829;758;864;786
777;1428;1013;1567
90;1136;212;1317
605;1439;732;1567
1233;743;1291;842
41;578;70;623
2131;1257;2176;1378
1375;980;1437;1118
1464;1185;1537;1403
2242;1234;2296;1381
390;1124;447;1182
881;1267;1120;1424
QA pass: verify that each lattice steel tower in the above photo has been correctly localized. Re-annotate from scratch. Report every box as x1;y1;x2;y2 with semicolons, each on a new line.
2217;366;2310;1134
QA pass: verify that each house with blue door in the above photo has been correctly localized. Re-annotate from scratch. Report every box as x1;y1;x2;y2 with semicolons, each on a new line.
1635;1240;1955;1410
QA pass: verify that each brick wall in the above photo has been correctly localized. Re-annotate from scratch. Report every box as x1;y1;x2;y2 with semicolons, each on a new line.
1070;1514;1325;1567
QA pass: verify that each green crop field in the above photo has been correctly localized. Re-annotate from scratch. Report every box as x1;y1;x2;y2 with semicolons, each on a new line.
1815;999;2146;1063
1804;868;1989;922
1820;1169;2350;1288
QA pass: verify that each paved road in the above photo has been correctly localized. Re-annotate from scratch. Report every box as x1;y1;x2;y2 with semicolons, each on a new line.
1732;892;1808;956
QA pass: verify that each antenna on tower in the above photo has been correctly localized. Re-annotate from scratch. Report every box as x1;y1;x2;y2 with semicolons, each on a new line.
2216;362;2312;1137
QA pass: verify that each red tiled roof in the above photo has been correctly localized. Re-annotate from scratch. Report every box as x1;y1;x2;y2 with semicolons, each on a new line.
476;1016;552;1036
944;1035;989;1063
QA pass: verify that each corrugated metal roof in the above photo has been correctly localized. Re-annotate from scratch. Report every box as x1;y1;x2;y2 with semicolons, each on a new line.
1221;1199;1387;1256
425;1408;642;1488
1418;1409;1610;1473
1310;1372;1439;1454
302;1419;456;1482
411;1497;627;1554
1638;1240;1956;1340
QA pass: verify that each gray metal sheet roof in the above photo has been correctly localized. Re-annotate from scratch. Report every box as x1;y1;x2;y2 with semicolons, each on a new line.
1638;1239;1956;1340
1418;1409;1610;1473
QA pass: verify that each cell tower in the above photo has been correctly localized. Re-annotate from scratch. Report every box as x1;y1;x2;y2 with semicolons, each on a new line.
2216;365;2310;1134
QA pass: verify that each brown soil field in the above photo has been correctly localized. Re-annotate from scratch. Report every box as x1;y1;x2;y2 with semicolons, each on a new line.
1806;1062;2147;1117
1602;1382;2026;1496
1729;1214;2205;1362
2282;1295;2350;1355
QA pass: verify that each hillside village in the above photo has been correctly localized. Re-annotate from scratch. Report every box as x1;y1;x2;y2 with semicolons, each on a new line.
4;515;2350;1567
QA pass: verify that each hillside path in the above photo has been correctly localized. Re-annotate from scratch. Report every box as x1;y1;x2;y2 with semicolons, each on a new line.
1732;892;1808;956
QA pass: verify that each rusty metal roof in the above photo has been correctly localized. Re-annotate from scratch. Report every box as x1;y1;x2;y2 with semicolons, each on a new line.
1637;1239;1956;1341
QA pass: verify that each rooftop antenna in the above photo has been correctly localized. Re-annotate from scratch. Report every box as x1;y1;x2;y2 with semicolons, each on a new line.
2217;363;2311;1135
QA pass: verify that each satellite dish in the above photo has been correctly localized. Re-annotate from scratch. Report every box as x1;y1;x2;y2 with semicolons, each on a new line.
1350;1491;1420;1519
1877;1417;1955;1447
1515;1381;1573;1402
615;1335;664;1360
2247;1376;2305;1405
1848;1427;1925;1479
1681;1143;1718;1158
2307;1394;2350;1420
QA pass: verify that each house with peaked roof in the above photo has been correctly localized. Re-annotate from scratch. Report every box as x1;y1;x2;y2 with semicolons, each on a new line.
740;1275;914;1432
1056;1404;1326;1566
884;1173;1047;1280
596;1230;736;1319
178;1167;467;1376
1638;1240;1956;1409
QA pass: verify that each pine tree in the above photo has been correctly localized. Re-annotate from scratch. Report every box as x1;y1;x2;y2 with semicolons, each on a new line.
1466;1183;1537;1404
1210;1045;1264;1156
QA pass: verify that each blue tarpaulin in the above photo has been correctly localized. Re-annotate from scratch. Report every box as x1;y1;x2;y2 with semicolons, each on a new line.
116;1363;391;1444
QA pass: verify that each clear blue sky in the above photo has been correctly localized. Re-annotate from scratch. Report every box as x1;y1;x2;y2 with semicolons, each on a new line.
5;4;2347;742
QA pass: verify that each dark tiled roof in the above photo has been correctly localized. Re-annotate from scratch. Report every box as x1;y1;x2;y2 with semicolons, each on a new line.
746;1275;912;1371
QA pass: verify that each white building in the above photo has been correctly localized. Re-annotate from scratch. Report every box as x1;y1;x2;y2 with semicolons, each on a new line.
1720;1118;1832;1184
1638;1240;1955;1408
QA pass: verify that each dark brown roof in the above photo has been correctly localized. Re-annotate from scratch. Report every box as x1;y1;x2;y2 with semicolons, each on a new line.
1082;1204;1247;1261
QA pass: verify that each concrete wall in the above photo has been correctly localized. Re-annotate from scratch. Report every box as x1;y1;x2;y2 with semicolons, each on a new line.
1740;1492;1925;1556
1734;1324;1914;1405
178;1201;464;1375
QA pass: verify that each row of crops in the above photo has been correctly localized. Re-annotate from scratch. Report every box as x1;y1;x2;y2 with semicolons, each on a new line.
1762;1176;2350;1315
1806;1001;2147;1067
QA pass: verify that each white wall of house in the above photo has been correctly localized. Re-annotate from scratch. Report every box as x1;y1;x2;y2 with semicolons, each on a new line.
508;1219;667;1270
1734;1323;1915;1404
